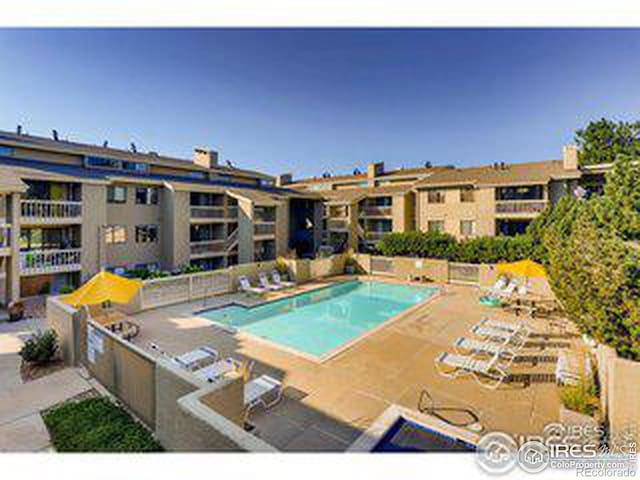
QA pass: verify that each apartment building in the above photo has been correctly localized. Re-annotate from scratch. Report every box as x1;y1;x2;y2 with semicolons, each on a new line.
288;146;606;248
0;129;321;303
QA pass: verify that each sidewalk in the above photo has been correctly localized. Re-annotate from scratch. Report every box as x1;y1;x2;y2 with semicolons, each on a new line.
0;318;93;452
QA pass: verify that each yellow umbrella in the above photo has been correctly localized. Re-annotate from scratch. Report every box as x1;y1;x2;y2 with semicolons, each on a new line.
496;259;547;279
63;271;142;307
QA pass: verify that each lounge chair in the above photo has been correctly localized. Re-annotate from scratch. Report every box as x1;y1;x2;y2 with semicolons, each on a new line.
495;280;518;299
471;325;527;349
258;272;282;291
150;343;219;371
244;374;283;418
435;351;508;389
271;271;295;288
476;317;531;337
482;276;509;296
453;337;516;365
195;357;241;383
238;275;267;294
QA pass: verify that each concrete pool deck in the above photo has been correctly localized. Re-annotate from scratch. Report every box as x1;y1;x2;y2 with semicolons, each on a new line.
130;275;584;451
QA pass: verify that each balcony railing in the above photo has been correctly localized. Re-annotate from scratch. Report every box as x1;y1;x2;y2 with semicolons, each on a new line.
21;200;82;223
254;222;276;236
495;200;548;215
226;228;239;251
227;206;239;218
19;249;82;275
326;218;349;231
190;206;226;219
190;239;226;257
360;206;392;217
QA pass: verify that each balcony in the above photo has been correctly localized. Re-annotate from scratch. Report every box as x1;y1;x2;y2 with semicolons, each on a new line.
365;231;390;242
190;206;227;221
495;200;548;216
20;249;82;276
254;222;276;237
326;218;350;231
227;206;239;218
190;239;226;258
21;200;82;225
359;206;392;217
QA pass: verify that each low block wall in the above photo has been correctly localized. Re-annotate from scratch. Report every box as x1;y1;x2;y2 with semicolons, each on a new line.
607;354;640;445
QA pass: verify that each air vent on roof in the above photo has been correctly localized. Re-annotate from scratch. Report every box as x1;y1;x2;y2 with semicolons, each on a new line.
52;129;59;141
226;160;235;168
130;142;137;153
103;140;109;148
353;168;361;175
424;161;432;168
16;125;22;135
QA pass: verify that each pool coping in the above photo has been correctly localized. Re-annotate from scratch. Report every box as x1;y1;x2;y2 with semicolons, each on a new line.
347;404;481;452
192;277;441;364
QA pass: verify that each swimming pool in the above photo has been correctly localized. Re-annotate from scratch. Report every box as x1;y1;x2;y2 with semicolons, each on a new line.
199;280;438;358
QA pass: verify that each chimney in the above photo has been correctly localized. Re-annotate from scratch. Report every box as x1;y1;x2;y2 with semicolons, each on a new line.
52;129;59;141
276;173;292;187
563;145;579;170
367;161;384;186
193;147;219;169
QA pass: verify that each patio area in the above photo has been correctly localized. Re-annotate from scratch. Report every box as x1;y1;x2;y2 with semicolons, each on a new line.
130;275;584;452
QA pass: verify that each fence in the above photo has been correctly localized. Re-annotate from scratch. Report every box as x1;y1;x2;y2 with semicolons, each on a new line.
448;262;480;285
370;257;394;275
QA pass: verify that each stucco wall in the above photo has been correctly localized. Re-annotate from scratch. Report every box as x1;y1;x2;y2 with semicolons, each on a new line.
80;183;107;280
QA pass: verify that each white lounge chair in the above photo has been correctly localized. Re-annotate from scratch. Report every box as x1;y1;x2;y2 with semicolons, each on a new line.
258;272;282;291
244;374;283;418
195;357;241;383
496;280;519;299
435;351;508;389
483;276;509;296
150;343;218;371
471;325;527;349
453;337;516;365
271;271;295;288
238;275;267;294
476;317;531;337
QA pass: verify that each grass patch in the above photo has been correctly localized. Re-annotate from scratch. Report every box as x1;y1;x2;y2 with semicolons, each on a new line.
42;397;163;452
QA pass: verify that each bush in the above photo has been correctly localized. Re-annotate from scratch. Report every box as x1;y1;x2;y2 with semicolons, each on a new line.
43;397;163;452
20;329;58;365
560;380;599;416
376;230;536;264
58;285;74;295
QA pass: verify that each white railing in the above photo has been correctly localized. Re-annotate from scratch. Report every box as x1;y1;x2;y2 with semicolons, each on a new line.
226;228;239;251
20;248;82;275
360;206;392;217
495;200;548;215
21;200;82;221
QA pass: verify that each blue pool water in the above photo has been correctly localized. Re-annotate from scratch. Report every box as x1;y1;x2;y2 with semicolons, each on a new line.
200;280;437;358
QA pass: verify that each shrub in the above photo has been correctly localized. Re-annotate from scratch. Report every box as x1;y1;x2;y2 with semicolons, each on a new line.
43;397;163;452
58;285;74;295
560;380;599;416
20;329;58;365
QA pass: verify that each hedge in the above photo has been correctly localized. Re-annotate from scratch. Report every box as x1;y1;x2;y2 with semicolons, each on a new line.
43;397;163;452
376;230;540;264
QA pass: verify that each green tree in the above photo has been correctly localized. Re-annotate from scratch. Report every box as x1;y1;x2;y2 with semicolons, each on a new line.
575;118;640;166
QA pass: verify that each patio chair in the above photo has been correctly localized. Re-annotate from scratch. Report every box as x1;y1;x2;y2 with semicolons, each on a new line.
150;343;219;371
195;357;242;383
238;275;267;295
453;336;516;365
476;317;531;337
482;276;509;296
244;374;283;419
471;325;527;349
495;280;519;299
258;272;282;291
271;271;295;288
435;351;508;390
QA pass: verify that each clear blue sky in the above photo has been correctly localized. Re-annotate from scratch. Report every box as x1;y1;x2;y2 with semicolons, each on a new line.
0;28;639;177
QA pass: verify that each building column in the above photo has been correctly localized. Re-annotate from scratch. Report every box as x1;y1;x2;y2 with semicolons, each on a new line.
7;193;21;302
237;198;254;264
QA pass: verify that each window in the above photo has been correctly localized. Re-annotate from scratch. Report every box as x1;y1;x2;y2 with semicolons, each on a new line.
122;161;150;174
460;187;475;203
460;220;476;237
427;190;445;204
427;220;445;233
135;187;158;205
107;186;127;204
187;171;208;180
86;156;121;169
0;146;14;156
105;226;127;244
135;225;159;243
259;179;275;188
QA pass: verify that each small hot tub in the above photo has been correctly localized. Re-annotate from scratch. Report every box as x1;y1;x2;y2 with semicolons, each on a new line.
373;417;476;452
